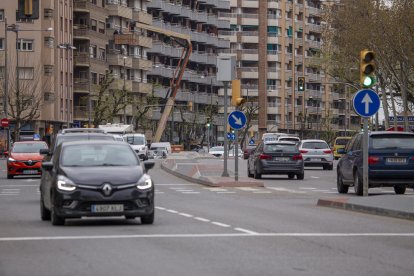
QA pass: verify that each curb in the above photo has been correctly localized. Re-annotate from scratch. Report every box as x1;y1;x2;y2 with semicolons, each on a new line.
317;198;414;221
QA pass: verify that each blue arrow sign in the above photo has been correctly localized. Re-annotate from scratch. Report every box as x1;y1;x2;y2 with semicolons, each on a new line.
249;139;255;145
227;132;235;141
228;110;247;130
353;89;380;117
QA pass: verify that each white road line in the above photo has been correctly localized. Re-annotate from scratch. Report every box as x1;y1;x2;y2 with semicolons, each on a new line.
267;187;306;194
178;213;193;218
217;191;236;194
2;189;20;191
237;187;260;191
300;187;317;190
182;192;200;194
311;190;330;192
211;222;231;228
204;188;228;192
194;217;210;222
166;209;178;214
0;184;38;187
175;190;195;192
253;191;272;194
0;194;19;196
1;233;414;242
234;228;258;235
311;176;320;179
155;207;166;210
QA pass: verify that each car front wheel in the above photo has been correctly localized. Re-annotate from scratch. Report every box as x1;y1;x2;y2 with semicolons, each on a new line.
141;212;154;225
353;170;363;196
296;172;304;180
40;195;51;221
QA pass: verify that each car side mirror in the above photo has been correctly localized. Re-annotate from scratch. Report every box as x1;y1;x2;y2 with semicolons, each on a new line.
42;162;54;171
337;148;346;154
143;161;155;171
40;149;50;155
3;151;8;156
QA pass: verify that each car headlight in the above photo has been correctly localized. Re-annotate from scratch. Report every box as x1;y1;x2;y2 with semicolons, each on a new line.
8;157;16;162
57;175;76;192
137;175;153;190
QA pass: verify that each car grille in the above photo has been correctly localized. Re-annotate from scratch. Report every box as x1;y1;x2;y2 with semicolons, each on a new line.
23;161;40;166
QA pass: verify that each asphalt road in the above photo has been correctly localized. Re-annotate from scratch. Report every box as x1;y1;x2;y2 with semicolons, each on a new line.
1;159;414;276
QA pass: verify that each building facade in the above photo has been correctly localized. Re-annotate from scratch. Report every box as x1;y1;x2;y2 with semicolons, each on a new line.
218;0;358;140
0;0;72;140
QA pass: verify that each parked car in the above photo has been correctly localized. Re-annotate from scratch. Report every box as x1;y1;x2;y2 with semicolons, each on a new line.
6;141;49;179
40;140;155;225
243;145;257;159
150;142;172;154
299;139;334;170
149;146;168;159
209;146;225;157
333;136;352;160
247;141;304;180
336;131;414;195
123;133;148;160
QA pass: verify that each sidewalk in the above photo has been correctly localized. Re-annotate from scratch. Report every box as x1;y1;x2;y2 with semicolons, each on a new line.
160;151;263;187
161;152;414;221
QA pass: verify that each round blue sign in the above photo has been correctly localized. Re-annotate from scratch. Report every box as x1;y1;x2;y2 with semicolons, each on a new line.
228;110;247;130
352;89;380;117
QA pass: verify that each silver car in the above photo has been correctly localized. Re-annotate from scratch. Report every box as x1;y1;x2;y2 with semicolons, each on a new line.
299;139;334;170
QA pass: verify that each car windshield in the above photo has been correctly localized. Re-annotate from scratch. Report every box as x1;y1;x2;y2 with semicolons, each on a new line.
371;135;414;149
61;144;139;167
302;142;329;149
264;144;297;153
125;136;145;145
12;142;48;153
335;138;350;145
57;135;114;146
151;147;167;151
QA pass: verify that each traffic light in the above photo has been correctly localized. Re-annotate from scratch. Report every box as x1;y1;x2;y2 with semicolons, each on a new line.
18;0;39;19
206;122;211;128
360;49;376;88
298;77;305;92
231;79;245;107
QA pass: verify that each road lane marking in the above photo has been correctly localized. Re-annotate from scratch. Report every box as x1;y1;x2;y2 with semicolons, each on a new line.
178;213;193;218
311;176;320;179
166;209;178;214
253;191;272;194
1;233;414;242
300;187;317;190
211;222;231;228
217;191;236;194
267;187;306;194
234;228;259;235
194;217;210;222
155;207;166;210
182;192;200;194
0;184;38;187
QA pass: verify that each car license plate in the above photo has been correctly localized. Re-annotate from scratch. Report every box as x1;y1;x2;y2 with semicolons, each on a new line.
310;158;320;161
274;157;290;162
91;204;124;213
386;157;406;164
23;170;38;174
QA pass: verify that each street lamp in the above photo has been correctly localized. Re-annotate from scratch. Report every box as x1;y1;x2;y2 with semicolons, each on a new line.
58;43;76;128
123;56;128;124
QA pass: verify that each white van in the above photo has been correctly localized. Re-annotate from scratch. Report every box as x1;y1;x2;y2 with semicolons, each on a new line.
150;142;172;157
123;133;148;160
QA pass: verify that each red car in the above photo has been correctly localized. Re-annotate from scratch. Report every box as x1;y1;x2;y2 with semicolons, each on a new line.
6;141;49;179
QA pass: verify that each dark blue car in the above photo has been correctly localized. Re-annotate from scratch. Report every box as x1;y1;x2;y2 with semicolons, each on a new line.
337;131;414;195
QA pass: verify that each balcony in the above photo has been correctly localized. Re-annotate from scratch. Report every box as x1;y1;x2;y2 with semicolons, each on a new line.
74;106;89;121
114;33;152;48
132;57;153;71
73;78;89;92
241;31;259;43
73;0;108;19
132;81;152;94
239;67;259;79
107;52;133;67
73;25;107;43
133;9;152;25
107;2;133;19
109;79;133;91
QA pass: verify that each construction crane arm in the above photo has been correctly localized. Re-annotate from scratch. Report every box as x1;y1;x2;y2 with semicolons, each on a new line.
135;23;193;142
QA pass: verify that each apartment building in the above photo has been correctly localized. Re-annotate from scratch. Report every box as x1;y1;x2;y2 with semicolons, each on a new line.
218;0;357;139
73;0;153;127
146;0;230;144
0;0;72;139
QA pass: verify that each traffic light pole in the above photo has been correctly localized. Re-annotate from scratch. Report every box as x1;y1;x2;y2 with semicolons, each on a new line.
363;117;369;196
222;81;229;177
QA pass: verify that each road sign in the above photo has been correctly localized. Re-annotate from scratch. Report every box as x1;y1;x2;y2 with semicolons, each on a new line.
227;132;235;141
389;116;414;122
1;118;9;127
249;139;255;145
353;89;380;117
228;110;247;130
73;120;81;128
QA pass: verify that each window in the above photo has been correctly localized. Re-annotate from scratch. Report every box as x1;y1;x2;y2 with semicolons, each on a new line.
89;45;97;58
0;10;4;21
0;38;4;50
44;37;54;48
98;21;105;34
18;67;34;80
98;48;106;60
44;9;54;19
91;72;98;84
91;19;97;31
17;39;34;51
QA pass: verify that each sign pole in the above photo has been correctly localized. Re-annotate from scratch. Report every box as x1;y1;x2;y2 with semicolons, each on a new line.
222;81;229;177
235;129;238;181
363;118;369;196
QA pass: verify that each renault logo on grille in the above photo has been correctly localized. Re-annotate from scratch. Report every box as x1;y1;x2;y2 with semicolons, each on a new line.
27;160;33;165
102;183;112;196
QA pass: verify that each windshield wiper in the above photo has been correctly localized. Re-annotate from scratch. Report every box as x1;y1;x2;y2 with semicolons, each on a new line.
101;163;124;166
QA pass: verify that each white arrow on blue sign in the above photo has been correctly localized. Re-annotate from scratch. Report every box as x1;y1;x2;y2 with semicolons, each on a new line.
228;110;247;130
353;89;380;117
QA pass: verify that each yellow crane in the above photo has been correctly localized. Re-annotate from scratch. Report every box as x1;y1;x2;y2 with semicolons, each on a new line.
135;23;192;142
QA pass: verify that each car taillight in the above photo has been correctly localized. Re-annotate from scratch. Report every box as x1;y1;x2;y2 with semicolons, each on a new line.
293;154;303;161
259;154;272;160
368;156;380;165
300;150;308;153
323;150;332;154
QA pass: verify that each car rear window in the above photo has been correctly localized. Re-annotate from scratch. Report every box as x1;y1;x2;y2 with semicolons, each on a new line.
335;138;350;145
264;144;297;153
371;134;414;149
302;141;329;149
57;135;114;146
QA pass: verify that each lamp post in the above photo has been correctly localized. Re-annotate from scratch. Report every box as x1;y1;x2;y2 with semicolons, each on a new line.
123;56;127;124
58;43;76;128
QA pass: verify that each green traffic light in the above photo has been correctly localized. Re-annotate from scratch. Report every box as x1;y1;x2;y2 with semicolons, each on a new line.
362;76;375;87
